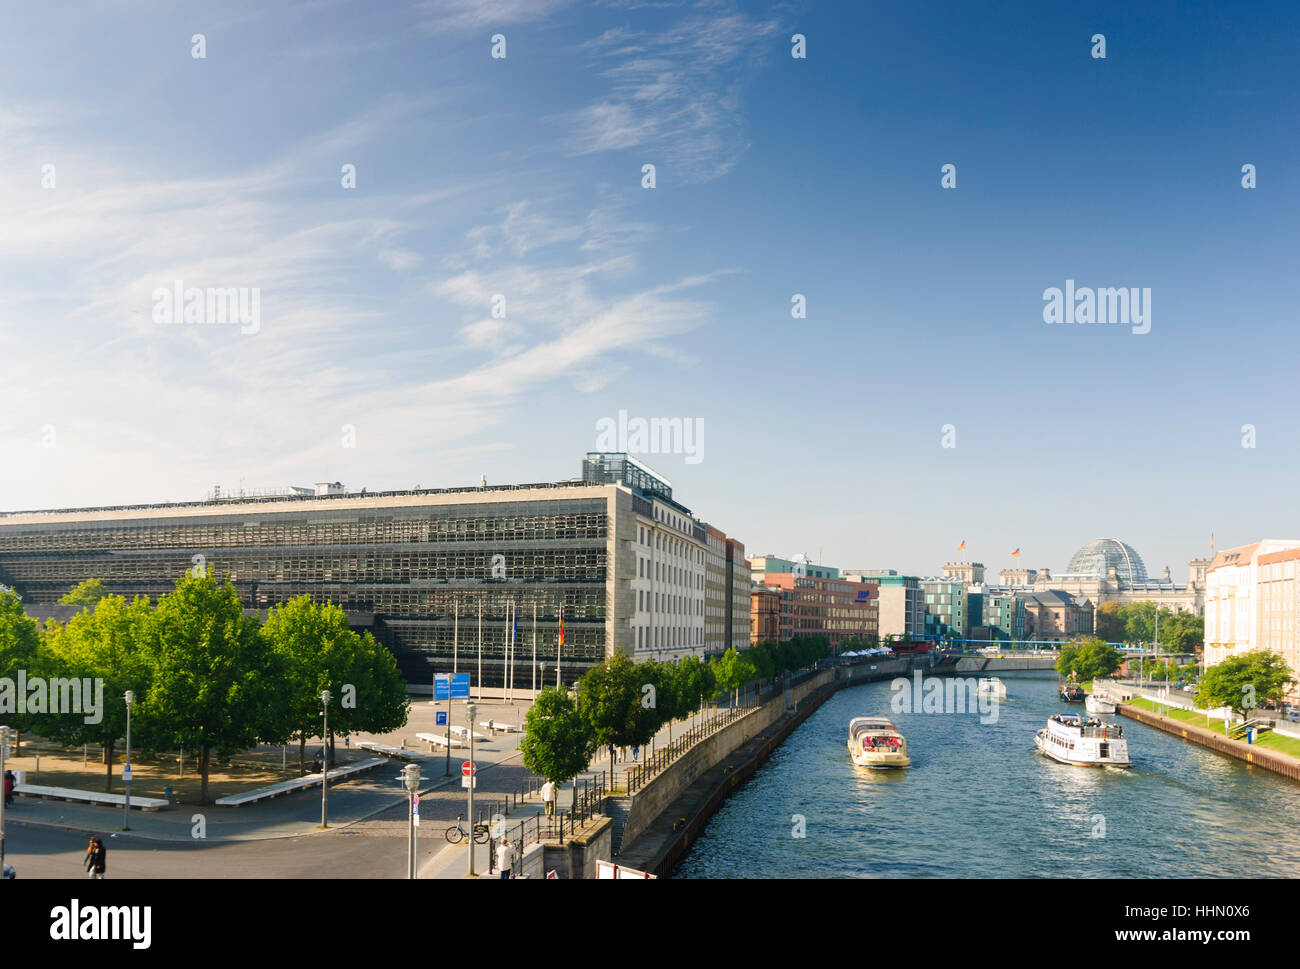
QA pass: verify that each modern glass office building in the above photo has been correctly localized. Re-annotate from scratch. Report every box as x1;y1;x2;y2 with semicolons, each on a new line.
0;453;729;685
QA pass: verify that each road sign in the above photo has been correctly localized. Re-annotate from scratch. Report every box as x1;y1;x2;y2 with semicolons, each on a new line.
461;761;477;775
461;775;476;789
436;711;447;726
122;766;133;783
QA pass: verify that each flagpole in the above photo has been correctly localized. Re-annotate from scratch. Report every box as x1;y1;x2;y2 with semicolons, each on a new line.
508;600;515;702
477;598;482;701
557;604;563;689
453;597;458;675
532;602;537;698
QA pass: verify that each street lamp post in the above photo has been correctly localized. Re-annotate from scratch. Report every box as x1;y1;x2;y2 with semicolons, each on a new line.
123;690;135;830
465;700;477;876
403;763;422;879
320;690;331;828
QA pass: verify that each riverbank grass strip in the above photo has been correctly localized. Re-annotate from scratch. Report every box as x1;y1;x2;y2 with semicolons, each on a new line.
1126;697;1300;760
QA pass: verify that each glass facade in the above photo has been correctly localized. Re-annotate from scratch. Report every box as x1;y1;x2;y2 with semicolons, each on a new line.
0;494;612;684
1066;538;1148;585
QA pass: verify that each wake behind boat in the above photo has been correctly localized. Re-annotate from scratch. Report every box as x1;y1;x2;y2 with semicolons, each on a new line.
848;717;910;768
1034;713;1130;767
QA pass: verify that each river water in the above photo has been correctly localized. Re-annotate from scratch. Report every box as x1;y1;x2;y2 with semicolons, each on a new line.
674;673;1300;878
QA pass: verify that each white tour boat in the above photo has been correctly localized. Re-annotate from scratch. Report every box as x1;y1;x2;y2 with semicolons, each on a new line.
976;677;1008;702
848;717;910;768
1084;693;1117;715
1034;713;1130;767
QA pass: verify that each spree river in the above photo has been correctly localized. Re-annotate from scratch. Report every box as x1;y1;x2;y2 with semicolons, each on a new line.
675;673;1300;878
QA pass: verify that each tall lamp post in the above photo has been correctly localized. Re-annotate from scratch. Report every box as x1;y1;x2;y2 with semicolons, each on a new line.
403;763;422;879
123;690;135;830
320;690;331;828
465;700;477;876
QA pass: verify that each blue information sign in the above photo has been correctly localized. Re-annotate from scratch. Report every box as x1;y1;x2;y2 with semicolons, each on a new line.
434;673;471;700
436;710;447;726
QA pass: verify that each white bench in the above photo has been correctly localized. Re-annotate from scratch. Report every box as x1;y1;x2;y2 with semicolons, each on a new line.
15;784;170;811
479;720;520;734
357;742;430;762
214;758;387;807
416;732;465;750
450;726;488;743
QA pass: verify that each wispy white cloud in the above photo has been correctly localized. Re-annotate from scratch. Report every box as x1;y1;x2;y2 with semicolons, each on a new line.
561;6;781;181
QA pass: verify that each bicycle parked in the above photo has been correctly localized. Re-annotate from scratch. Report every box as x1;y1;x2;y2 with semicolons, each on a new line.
445;815;491;845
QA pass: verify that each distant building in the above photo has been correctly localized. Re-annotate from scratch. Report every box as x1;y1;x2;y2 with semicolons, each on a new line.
1204;541;1300;698
751;584;781;642
748;555;839;582
1020;589;1094;641
704;526;729;653
920;578;969;640
757;572;879;647
850;573;924;641
942;562;985;584
994;539;1206;617
0;451;744;683
725;538;749;650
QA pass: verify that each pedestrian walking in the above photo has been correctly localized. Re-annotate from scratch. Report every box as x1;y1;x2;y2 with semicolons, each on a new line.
4;768;14;807
84;837;107;879
497;836;514;879
631;746;639;762
608;744;616;763
540;779;556;817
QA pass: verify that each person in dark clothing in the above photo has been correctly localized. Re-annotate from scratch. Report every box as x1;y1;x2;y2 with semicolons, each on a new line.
84;837;107;879
3;769;14;806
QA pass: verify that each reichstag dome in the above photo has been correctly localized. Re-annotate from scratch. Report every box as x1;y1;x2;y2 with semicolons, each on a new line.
1066;538;1148;585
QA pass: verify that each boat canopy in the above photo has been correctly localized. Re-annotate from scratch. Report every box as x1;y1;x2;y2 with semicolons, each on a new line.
849;717;897;736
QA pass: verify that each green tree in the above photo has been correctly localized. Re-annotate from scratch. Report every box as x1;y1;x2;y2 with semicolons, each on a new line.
58;579;110;609
1197;651;1293;719
262;596;408;770
520;687;595;787
712;646;756;707
1069;637;1122;682
1056;643;1080;678
40;594;155;791
137;571;288;804
578;653;652;778
0;589;46;735
1095;601;1124;641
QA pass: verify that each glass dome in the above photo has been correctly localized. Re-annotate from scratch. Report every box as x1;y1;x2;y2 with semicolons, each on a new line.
1066;538;1148;585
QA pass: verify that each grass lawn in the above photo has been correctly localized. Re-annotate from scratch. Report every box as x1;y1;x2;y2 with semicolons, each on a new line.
1125;697;1300;760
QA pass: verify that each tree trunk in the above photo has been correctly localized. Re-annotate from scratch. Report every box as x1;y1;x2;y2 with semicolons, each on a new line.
199;746;211;805
328;731;336;768
298;736;305;774
103;739;115;793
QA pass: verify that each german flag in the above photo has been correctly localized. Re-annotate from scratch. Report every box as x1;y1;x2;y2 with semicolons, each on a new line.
558;606;565;647
957;540;966;551
1010;548;1021;557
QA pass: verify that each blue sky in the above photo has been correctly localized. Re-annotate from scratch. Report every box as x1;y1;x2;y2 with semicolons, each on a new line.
0;0;1296;579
